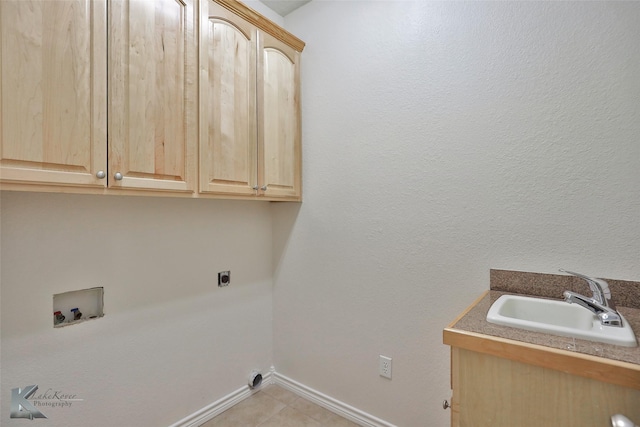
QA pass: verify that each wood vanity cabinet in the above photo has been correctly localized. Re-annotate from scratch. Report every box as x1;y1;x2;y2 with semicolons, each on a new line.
446;335;640;427
0;0;197;193
199;0;303;200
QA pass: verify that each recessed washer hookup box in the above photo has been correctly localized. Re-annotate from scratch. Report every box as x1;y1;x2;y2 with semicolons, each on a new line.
53;287;104;327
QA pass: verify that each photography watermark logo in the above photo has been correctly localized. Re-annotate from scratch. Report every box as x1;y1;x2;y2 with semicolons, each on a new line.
11;385;83;420
10;385;47;419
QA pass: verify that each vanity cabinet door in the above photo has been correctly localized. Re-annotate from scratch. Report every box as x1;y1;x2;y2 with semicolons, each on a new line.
451;347;640;427
0;0;107;187
108;0;197;192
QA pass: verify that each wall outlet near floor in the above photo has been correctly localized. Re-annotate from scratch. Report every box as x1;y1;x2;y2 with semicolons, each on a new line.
218;271;230;287
379;355;392;379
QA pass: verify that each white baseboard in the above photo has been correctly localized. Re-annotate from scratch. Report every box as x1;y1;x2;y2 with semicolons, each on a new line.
168;371;273;427
273;372;396;427
169;369;395;427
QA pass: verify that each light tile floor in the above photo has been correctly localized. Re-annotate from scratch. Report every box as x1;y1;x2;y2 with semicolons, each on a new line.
200;384;361;427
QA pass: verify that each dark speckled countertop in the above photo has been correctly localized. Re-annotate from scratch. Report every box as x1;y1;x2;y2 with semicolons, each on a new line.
449;269;640;366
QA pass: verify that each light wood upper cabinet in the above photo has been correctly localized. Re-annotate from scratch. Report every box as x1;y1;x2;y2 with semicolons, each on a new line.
259;33;301;199
1;0;196;193
200;0;304;200
108;0;197;192
0;0;107;187
199;0;258;196
1;0;303;200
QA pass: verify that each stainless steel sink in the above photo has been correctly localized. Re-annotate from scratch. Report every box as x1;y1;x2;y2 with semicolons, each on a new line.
486;294;638;347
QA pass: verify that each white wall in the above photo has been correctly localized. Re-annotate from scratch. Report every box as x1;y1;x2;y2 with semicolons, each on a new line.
2;2;639;427
275;2;640;426
0;192;273;426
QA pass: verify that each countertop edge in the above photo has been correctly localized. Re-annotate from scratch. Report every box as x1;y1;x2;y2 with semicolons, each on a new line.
446;290;490;328
443;300;640;390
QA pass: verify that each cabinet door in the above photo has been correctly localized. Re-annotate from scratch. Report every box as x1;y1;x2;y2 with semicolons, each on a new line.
258;32;301;200
452;348;640;427
0;0;107;187
108;0;196;192
199;0;258;196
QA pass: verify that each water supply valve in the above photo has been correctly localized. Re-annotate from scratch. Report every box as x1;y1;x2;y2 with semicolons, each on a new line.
70;308;82;321
54;311;65;325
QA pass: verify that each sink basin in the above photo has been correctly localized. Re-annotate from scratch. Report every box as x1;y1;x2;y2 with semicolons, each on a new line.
486;294;638;347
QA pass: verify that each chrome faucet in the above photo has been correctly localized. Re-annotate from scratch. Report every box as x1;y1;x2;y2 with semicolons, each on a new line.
611;414;639;427
560;269;623;327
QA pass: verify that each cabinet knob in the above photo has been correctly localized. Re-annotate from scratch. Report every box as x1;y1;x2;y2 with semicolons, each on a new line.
252;185;259;191
443;400;450;410
96;170;106;179
260;185;268;191
114;172;123;181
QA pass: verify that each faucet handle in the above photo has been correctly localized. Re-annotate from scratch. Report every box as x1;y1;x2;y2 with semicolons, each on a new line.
559;269;611;302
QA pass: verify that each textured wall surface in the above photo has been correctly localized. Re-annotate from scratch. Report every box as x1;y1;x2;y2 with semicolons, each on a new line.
275;2;640;426
1;192;274;426
2;2;640;427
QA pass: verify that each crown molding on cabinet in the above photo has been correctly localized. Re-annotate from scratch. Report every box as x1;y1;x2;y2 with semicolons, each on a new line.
213;0;306;52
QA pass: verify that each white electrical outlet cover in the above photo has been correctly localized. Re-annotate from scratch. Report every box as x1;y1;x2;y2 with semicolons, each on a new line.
379;355;392;379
